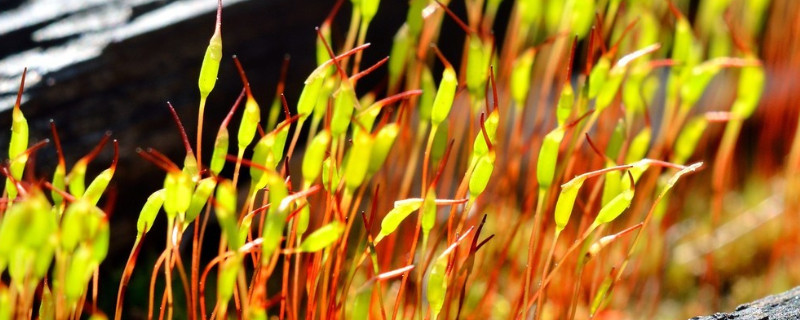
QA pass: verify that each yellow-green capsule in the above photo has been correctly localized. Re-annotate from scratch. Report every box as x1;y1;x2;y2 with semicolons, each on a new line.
472;111;500;160
388;25;410;91
262;172;289;261
91;220;110;264
731;57;765;119
217;256;241;309
570;0;595;38
352;282;374;320
238;97;261;149
215;180;241;249
421;188;437;234
9;97;29;164
680;61;723;108
198;8;222;98
185;177;217;223
368;123;399;176
556;84;574;126
65;247;94;302
554;178;586;233
83;168;113;206
625;127;652;165
210;128;229;176
672;18;694;64
469;153;495;199
303;131;332;184
331;83;358;136
361;0;380;25
431;67;458;125
427;254;448;319
376;201;422;242
52;162;66;207
544;0;564;34
593;184;635;225
517;0;541;30
298;74;326;118
430;121;449;165
296;198;311;235
588;57;610;99
673;117;707;164
298;221;345;252
419;66;436;122
537;127;565;189
596;66;625;112
344;130;374;191
137;189;166;234
466;37;490;99
163;170;193;219
511;49;535;110
322;157;341;193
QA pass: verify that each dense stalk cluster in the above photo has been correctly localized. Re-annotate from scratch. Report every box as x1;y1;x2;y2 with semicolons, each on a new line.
2;0;793;319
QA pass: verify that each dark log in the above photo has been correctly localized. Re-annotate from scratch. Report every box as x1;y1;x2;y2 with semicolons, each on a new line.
692;286;800;320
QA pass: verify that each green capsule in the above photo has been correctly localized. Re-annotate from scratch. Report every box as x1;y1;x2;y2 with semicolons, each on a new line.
622;64;650;114
332;83;358;136
430;120;449;165
389;25;411;91
9;100;29;165
163;171;193;219
217;256;241;308
469;153;495;199
210;128;229;176
198;26;222;98
368;124;399;176
303;131;332;184
554;178;585;233
39;284;54;320
61;201;92;252
625;127;652;165
421;188;437;234
570;0;595;38
344;130;374;191
419;66;437;122
406;0;426;36
91;220;110;264
296;198;311;235
0;286;10;320
731;57;765;119
298;221;345;252
596;67;625;112
322;157;342;193
593;185;635;225
51;163;66;207
298;74;326;118
262;172;289;261
511;49;535;109
431;67;458;125
556;84;574;126
588;57;611;99
361;0;380;25
137;189;166;234
83;168;113;206
680;61;723;108
517;0;541;29
352;283;374;320
472;111;500;160
215;180;241;249
672;18;694;64
673;117;708;165
376;201;423;242
185;177;217;223
65;246;94;302
238;97;261;149
537;127;565;189
427;254;448;319
544;0;564;34
466;37;490;99
600;169;622;207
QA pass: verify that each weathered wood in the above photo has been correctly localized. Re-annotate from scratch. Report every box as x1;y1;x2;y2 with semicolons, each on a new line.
692;287;800;320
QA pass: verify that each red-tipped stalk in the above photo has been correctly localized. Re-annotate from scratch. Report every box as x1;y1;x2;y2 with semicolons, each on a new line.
351;56;390;83
166;102;195;159
436;0;475;35
232;55;255;99
430;45;455;71
49;121;65;167
280;93;291;120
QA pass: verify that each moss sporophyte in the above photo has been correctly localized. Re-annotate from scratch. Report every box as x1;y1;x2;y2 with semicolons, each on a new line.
1;0;784;319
